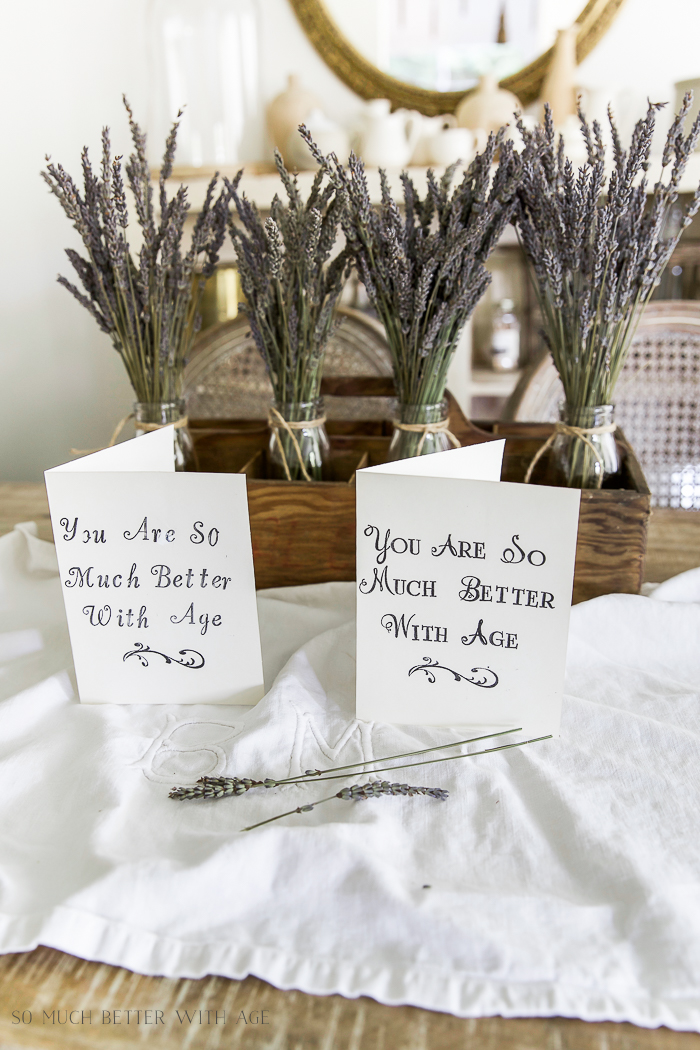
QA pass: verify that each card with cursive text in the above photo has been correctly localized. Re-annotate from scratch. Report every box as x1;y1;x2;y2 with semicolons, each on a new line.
45;427;264;705
355;442;581;735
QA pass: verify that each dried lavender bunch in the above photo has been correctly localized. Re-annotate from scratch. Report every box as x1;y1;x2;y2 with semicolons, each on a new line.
242;781;449;832
225;153;351;408
302;125;529;409
516;97;700;411
42;97;230;404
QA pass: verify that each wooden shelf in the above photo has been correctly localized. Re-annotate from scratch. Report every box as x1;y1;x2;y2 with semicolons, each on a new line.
166;153;700;212
167;164;473;211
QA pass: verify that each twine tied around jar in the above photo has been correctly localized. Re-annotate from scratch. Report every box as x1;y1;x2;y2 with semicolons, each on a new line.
392;417;461;456
523;420;617;488
268;406;327;482
71;413;189;455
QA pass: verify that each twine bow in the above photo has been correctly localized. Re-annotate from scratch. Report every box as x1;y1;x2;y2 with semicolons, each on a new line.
268;406;327;482
523;420;617;487
71;413;189;456
392;417;461;456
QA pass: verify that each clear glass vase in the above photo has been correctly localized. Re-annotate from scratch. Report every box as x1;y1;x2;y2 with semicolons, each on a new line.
548;403;620;489
268;398;330;481
134;400;196;472
388;401;454;461
148;0;263;167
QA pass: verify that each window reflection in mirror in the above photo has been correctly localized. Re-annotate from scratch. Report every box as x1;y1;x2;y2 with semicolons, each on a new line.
324;0;584;92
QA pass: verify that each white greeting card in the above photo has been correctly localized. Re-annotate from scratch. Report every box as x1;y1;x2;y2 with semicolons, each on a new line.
355;442;581;735
45;427;264;705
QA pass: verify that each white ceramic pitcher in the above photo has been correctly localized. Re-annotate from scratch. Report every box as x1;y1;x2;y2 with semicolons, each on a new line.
427;123;488;166
358;99;422;168
412;113;457;165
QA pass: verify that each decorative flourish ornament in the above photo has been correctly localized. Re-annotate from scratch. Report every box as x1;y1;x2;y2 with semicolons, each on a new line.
408;657;499;689
123;643;205;669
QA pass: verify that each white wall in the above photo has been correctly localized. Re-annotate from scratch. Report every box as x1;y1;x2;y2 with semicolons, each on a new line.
0;0;150;481
1;0;699;480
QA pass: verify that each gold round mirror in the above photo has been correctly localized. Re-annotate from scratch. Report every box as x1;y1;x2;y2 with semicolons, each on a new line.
289;0;626;116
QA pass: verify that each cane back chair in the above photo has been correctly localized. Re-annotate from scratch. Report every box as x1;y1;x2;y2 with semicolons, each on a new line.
184;306;393;422
503;301;700;509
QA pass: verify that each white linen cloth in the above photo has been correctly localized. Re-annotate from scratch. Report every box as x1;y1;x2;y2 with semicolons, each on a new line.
1;521;700;1030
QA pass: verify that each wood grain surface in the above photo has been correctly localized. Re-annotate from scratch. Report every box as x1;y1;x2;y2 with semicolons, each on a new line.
1;945;699;1050
0;484;53;544
1;485;699;1049
644;507;700;582
574;488;650;602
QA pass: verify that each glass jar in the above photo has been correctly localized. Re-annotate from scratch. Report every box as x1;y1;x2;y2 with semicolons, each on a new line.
268;398;330;481
134;400;196;472
548;403;620;489
489;297;520;373
148;0;263;168
388;401;455;461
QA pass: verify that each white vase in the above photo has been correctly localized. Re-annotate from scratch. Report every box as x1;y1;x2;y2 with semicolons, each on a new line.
675;78;700;151
148;0;263;167
455;73;521;137
267;74;321;167
358;99;422;168
540;25;578;126
285;108;350;170
411;114;455;165
427;126;485;167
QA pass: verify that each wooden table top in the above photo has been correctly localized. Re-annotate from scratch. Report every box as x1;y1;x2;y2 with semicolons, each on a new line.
1;483;699;1050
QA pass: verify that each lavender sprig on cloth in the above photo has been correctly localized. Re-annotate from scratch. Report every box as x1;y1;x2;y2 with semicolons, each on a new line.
516;97;700;408
169;726;521;799
169;729;553;831
241;782;449;833
42;97;230;404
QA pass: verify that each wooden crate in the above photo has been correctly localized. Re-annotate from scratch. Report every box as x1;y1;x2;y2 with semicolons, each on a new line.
190;378;651;604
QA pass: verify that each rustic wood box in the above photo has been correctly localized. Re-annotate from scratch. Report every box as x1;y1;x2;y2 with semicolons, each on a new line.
190;378;651;604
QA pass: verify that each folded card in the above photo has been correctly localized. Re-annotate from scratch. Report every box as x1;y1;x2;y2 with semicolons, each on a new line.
355;442;581;736
45;427;264;705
